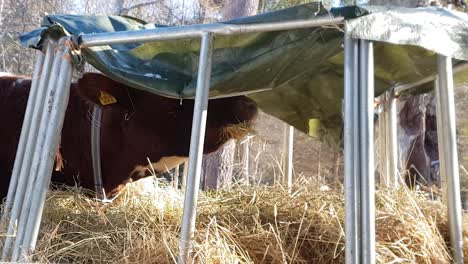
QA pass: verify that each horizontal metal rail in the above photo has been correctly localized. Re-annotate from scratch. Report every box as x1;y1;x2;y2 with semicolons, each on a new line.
78;16;344;47
394;62;468;95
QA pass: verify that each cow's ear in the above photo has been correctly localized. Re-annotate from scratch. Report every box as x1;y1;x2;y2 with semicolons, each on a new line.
75;73;129;107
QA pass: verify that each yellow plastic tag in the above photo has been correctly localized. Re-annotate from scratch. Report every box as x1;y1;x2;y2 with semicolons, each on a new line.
99;91;117;105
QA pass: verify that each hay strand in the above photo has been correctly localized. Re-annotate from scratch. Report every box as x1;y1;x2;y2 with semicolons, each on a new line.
1;179;466;263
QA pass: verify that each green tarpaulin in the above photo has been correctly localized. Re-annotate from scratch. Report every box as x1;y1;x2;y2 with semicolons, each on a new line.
20;2;468;145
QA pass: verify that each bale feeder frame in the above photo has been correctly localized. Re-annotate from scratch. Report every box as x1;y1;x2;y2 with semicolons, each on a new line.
0;10;465;264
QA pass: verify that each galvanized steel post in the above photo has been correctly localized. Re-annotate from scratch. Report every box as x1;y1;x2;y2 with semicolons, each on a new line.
242;135;251;185
182;161;188;190
344;33;360;264
1;51;44;225
23;47;73;259
359;39;375;264
435;55;464;264
344;36;376;264
178;32;214;264
386;88;399;188
11;45;66;262
1;43;56;261
174;165;180;189
287;126;294;193
378;94;389;186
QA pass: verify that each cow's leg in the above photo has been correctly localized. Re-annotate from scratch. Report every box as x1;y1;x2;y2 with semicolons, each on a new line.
0;163;10;202
129;156;188;182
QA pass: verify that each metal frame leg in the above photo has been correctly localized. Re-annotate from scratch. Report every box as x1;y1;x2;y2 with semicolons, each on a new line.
344;33;360;264
344;35;376;264
242;135;250;186
435;55;464;264
22;46;73;260
286;126;294;193
11;45;66;262
1;40;74;262
387;88;399;188
378;94;389;186
178;32;214;264
1;42;56;261
1;51;44;226
359;39;376;264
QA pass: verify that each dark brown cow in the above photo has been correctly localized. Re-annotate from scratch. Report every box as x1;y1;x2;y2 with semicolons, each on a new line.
0;73;257;200
399;95;440;188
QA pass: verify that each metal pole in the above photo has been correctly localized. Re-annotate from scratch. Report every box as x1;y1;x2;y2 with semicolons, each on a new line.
1;51;44;225
23;50;73;258
1;43;55;261
287;126;294;193
178;32;214;264
11;46;65;262
434;79;447;192
379;94;389;186
174;165;180;189
387;88;399;188
435;55;464;264
78;17;343;47
242;135;250;185
394;62;468;95
344;33;360;264
359;39;376;264
281;124;288;184
182;161;188;190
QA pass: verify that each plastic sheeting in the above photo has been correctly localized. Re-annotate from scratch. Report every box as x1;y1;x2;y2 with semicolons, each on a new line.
19;2;468;145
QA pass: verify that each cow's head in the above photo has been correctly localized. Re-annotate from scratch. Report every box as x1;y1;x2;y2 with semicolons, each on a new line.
75;73;258;156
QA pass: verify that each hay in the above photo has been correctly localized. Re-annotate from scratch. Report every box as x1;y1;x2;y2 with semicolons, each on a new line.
221;123;253;142
2;179;467;263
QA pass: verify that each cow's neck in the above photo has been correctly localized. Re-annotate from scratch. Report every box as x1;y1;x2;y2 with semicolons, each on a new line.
54;88;95;190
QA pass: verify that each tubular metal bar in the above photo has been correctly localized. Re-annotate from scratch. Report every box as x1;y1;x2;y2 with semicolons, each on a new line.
79;16;343;48
173;165;180;189
24;52;73;258
10;47;64;261
178;32;214;264
378;95;389;186
435;55;464;264
281;124;288;184
351;37;361;263
242;136;250;185
1;43;56;261
286;126;294;193
11;46;66;262
387;88;399;188
344;33;360;264
182;161;188;190
91;106;106;200
394;62;468;95
359;39;376;264
1;51;44;225
434;79;448;191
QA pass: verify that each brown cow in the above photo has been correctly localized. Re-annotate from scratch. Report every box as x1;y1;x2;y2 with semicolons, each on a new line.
0;72;258;200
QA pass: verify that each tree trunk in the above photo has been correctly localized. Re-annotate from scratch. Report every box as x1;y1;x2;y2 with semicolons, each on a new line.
201;0;259;190
221;0;259;20
201;139;236;190
114;0;124;14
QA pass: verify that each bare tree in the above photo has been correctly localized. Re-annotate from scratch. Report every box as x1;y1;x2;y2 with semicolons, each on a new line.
201;0;260;190
0;0;66;74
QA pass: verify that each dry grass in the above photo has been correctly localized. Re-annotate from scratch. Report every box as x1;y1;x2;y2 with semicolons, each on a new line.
3;178;467;263
222;123;253;142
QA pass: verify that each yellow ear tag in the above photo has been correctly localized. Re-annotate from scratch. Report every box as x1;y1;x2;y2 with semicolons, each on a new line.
99;91;117;106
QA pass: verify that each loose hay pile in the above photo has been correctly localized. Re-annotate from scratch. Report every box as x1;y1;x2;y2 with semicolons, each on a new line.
2;179;467;263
